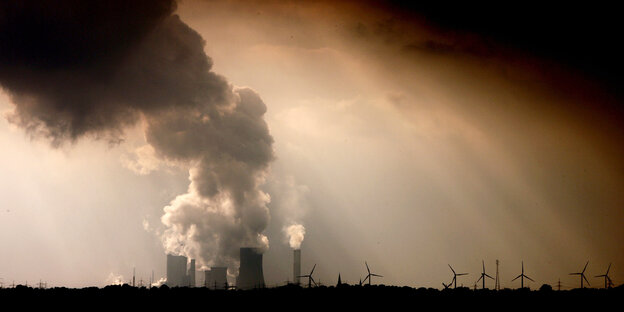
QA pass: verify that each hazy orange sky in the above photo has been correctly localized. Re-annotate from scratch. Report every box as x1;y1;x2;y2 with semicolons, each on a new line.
0;0;622;289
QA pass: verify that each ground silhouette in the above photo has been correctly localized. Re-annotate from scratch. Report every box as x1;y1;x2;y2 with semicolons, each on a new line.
0;283;621;309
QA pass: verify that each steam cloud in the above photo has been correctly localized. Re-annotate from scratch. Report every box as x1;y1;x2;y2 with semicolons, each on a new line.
0;1;273;268
284;224;306;249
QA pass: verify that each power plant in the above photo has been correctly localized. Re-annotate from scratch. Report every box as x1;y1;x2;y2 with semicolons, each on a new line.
293;249;301;285
166;254;196;287
236;247;265;290
161;252;618;291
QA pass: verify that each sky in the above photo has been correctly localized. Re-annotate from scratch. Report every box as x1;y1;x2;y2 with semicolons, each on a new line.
0;0;622;289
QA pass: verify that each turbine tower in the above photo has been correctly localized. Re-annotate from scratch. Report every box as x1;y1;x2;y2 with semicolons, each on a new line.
475;260;494;289
511;261;534;289
363;262;383;286
495;260;500;290
448;264;469;289
298;264;317;288
569;261;590;289
595;263;613;289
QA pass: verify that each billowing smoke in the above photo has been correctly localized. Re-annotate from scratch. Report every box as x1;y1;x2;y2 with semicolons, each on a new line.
284;224;306;249
0;1;273;268
151;277;167;288
105;273;126;286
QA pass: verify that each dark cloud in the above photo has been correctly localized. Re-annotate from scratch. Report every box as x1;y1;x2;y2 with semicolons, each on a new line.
367;2;624;99
0;0;274;269
0;0;234;144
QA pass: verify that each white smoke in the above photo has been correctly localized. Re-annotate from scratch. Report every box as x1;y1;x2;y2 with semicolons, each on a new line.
157;87;273;268
151;277;167;288
105;273;126;286
284;224;306;249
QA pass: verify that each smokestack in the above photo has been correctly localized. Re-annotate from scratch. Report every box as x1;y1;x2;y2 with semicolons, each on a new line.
188;259;196;287
166;254;188;287
237;247;265;290
293;249;301;285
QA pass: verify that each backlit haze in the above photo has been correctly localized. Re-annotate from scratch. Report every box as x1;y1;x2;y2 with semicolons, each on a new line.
0;1;622;289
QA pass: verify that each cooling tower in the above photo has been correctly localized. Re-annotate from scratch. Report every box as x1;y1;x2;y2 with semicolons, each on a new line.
189;259;196;287
237;247;265;290
206;267;228;289
293;249;301;285
166;254;188;287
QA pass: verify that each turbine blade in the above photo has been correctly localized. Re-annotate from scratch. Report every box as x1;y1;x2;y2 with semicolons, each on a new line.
582;261;589;274
448;264;455;274
310;264;316;275
366;262;370;275
595;275;606;278
512;275;521;282
457;273;468;276
583;275;590;286
372;274;383;277
476;276;483;283
363;275;370;284
606;263;612;275
482;260;485;272
525;275;535;282
485;274;494;280
570;273;580;275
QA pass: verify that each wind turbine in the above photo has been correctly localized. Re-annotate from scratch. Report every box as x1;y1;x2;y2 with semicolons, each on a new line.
511;261;534;289
448;264;469;289
475;260;494;289
298;264;317;288
595;263;613;289
363;262;383;286
569;261;590;289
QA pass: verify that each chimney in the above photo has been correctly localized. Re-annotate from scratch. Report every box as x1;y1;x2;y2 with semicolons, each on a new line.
237;247;265;290
188;259;196;287
293;249;301;285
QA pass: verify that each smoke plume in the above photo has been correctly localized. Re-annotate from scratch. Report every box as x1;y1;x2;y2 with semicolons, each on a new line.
284;224;306;249
0;1;273;268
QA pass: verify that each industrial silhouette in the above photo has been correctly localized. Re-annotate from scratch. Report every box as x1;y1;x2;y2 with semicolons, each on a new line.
123;252;621;292
205;267;228;290
237;248;265;290
475;260;494;289
511;261;534;289
362;262;383;286
448;264;468;289
569;261;590;289
595;263;613;289
298;264;317;288
166;255;195;287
